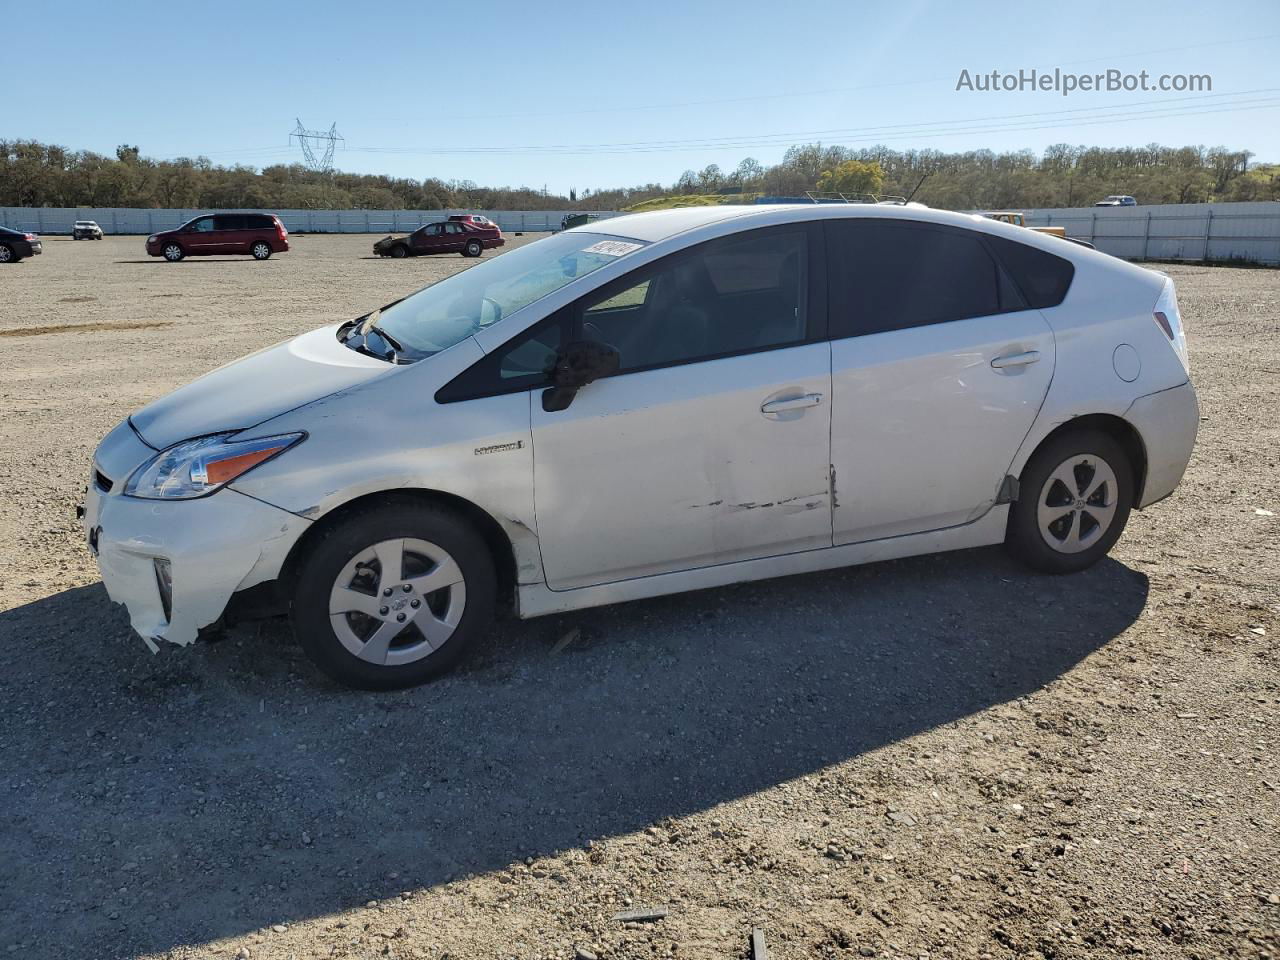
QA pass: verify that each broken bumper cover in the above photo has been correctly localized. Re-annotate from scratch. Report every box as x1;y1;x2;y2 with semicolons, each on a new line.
83;481;310;649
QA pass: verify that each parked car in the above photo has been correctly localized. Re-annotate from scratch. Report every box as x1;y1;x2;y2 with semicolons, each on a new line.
449;214;499;230
145;213;288;261
981;211;1067;237
0;225;42;263
561;213;601;231
1095;196;1137;207
72;220;104;240
373;220;503;259
84;205;1198;689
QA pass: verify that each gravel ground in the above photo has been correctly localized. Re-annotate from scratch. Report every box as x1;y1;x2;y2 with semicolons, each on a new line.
0;236;1276;960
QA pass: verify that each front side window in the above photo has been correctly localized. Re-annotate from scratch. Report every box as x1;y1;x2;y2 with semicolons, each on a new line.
826;220;1024;339
373;231;647;358
579;227;810;372
188;217;214;233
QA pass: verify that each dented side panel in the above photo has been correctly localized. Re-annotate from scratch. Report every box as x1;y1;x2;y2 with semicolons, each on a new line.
529;342;833;590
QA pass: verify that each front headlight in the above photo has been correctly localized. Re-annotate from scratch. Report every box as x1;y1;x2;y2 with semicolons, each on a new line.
147;235;158;243
125;432;305;500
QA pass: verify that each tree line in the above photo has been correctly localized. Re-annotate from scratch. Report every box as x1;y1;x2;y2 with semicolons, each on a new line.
1;140;1274;213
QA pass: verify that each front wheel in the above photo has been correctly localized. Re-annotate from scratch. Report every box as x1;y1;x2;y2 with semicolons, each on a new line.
1006;429;1134;574
463;239;483;257
251;241;272;260
390;244;409;259
162;242;184;262
290;501;496;689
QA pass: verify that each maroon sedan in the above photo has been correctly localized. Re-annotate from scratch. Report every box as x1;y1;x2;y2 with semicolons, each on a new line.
146;213;289;262
373;220;505;259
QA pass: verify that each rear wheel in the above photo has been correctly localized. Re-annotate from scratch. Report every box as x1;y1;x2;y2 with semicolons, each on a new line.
390;244;409;259
251;241;272;260
162;242;184;262
463;239;483;257
0;244;15;263
290;501;496;689
1006;429;1134;574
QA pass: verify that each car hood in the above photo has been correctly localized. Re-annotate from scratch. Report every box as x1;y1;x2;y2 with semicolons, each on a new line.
129;324;391;449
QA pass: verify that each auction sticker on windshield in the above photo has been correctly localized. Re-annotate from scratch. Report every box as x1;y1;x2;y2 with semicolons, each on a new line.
582;240;644;257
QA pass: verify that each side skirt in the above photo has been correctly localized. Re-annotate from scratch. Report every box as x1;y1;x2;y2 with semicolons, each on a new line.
515;505;1010;619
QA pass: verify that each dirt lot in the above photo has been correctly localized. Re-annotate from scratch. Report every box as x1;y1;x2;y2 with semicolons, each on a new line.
0;235;1276;960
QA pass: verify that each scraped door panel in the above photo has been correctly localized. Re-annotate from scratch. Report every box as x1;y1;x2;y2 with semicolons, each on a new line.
831;311;1054;544
532;342;833;590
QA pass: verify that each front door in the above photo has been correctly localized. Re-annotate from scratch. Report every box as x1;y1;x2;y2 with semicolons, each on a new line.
825;218;1057;544
528;224;833;590
412;224;446;254
182;216;218;253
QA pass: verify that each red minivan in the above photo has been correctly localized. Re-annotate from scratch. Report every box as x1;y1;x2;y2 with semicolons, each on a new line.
146;213;289;262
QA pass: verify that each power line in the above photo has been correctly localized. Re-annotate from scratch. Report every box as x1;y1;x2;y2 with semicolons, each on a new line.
338;91;1280;157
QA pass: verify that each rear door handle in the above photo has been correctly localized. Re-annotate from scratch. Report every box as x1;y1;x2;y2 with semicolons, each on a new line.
761;392;823;414
990;350;1041;369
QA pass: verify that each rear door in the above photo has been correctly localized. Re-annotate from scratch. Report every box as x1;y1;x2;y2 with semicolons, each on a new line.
213;214;248;254
826;218;1057;544
442;222;468;252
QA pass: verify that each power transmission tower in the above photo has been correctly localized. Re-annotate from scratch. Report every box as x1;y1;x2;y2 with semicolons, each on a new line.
289;119;344;172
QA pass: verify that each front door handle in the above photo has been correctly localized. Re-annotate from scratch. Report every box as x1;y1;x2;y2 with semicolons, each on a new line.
990;350;1041;369
761;392;823;414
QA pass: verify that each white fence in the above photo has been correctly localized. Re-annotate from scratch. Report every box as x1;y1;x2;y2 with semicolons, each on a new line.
3;202;1278;264
1017;201;1280;265
0;207;624;237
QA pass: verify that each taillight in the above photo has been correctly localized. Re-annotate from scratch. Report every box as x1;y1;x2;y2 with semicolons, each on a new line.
1153;278;1189;372
275;218;287;238
24;233;37;241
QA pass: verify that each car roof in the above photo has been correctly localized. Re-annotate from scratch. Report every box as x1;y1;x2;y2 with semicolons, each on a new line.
576;203;1042;244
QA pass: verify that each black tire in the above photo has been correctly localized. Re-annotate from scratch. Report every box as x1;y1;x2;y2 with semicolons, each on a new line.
162;242;184;262
390;244;409;259
290;499;497;690
0;244;15;264
1006;428;1134;574
463;239;483;257
251;241;272;260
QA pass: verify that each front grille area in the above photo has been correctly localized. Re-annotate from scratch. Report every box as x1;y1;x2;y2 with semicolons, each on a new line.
94;469;113;494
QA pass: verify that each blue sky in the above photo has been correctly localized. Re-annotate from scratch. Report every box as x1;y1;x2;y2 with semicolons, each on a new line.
8;0;1279;193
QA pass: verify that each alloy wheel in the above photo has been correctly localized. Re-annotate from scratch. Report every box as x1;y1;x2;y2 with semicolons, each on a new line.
327;537;466;666
1036;454;1119;554
163;244;182;261
0;245;11;263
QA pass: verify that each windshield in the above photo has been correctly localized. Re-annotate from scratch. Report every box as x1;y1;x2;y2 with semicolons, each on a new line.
369;231;646;357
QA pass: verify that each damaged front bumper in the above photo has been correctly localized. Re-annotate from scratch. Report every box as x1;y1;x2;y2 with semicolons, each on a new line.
82;461;310;650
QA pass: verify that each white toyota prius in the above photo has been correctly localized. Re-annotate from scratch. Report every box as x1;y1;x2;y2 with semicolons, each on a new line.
83;204;1198;688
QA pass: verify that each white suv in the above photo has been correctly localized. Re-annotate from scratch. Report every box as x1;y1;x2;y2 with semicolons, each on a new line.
84;204;1198;688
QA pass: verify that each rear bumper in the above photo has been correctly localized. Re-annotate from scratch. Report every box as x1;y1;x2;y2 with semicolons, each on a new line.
1125;380;1199;508
26;242;42;255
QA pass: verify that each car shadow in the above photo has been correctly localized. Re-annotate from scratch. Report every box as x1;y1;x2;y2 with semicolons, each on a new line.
0;547;1148;958
112;259;278;265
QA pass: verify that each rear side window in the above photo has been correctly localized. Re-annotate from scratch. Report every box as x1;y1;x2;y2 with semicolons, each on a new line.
826;220;1023;338
983;234;1075;308
244;214;273;229
214;214;245;231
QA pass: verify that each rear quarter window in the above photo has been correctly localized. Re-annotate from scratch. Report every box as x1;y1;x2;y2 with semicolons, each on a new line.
983;235;1075;308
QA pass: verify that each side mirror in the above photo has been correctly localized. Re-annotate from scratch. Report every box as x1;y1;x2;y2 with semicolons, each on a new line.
542;339;620;412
